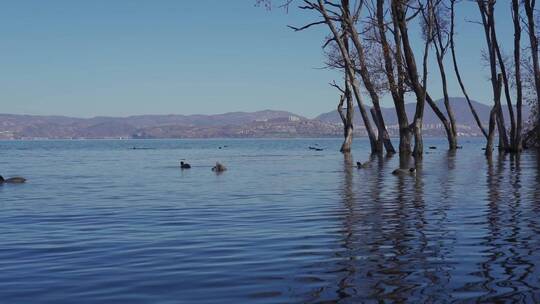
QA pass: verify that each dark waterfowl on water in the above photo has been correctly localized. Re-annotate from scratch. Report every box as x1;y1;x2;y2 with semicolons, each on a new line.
429;146;437;150
308;146;324;151
180;161;191;169
0;175;26;184
356;161;370;169
391;168;416;176
212;162;227;172
131;147;154;150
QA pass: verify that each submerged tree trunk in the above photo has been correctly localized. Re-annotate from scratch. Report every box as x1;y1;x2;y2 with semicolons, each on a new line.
376;0;411;156
338;10;354;154
512;0;523;152
492;28;516;150
344;9;395;154
393;0;429;157
524;0;540;147
431;1;458;150
450;0;488;139
426;93;454;148
433;41;458;149
478;0;509;151
486;108;497;156
318;0;379;153
338;87;354;153
486;75;503;155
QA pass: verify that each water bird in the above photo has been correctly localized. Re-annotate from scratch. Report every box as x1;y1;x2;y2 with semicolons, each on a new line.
356;161;370;169
0;175;26;184
131;147;154;150
180;161;191;169
309;146;324;151
391;168;416;176
429;146;437;150
212;162;227;172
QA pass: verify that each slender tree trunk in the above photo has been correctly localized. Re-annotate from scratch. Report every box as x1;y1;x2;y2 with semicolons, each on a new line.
338;91;354;153
376;0;411;156
512;0;523;152
426;93;454;148
450;0;488;139
478;0;509;151
344;8;395;154
317;0;379;153
486;75;503;155
393;0;429;157
486;108;497;156
434;43;458;150
370;108;384;153
524;0;540;147
493;29;516;150
432;3;458;150
339;7;354;154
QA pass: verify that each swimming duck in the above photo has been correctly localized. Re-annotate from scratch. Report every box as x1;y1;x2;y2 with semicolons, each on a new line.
356;161;370;169
0;175;26;184
180;161;191;169
212;162;227;172
391;168;416;176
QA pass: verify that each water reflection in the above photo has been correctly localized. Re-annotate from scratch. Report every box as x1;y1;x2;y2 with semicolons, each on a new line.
326;150;540;302
2;140;540;303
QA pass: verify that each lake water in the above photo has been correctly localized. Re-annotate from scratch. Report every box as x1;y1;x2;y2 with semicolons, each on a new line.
1;138;540;303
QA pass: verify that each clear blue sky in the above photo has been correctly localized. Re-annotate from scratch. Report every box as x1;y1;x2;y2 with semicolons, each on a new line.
0;0;516;118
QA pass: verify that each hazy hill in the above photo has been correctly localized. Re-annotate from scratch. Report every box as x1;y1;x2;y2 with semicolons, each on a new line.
0;110;307;139
315;97;531;127
0;99;532;139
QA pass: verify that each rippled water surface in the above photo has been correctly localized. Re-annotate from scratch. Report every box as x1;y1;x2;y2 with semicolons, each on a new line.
1;138;540;303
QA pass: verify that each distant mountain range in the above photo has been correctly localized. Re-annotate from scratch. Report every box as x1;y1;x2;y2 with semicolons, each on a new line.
0;98;532;139
316;97;529;126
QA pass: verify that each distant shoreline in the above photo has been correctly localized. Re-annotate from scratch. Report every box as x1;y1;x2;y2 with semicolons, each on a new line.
0;136;487;141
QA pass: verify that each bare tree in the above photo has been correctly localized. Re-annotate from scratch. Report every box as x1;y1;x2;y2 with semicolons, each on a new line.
430;0;458;149
267;0;379;153
393;0;431;157
375;0;412;155
486;74;503;155
512;0;523;151
336;88;355;152
338;15;355;153
449;0;488;139
342;0;396;153
477;0;509;151
524;0;540;147
314;0;380;153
